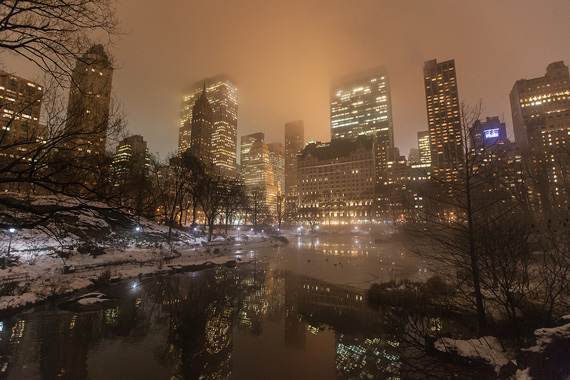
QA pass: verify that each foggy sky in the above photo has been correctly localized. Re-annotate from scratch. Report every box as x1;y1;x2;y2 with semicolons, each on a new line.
4;0;570;159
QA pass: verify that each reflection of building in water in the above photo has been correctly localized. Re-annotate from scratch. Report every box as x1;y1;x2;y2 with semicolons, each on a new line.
298;275;378;334
237;266;287;335
335;334;401;380
205;299;233;355
284;272;306;349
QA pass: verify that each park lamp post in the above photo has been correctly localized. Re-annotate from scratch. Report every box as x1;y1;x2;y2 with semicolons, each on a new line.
7;228;16;257
134;225;142;244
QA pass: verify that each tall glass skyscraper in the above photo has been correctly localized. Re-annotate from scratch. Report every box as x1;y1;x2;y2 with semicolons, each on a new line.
330;67;393;147
423;59;462;182
179;74;238;177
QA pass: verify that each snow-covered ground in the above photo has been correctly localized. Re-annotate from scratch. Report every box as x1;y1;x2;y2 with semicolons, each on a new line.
0;196;290;312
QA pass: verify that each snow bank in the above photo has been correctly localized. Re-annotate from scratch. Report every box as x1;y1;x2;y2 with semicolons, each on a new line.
434;336;508;374
523;322;570;353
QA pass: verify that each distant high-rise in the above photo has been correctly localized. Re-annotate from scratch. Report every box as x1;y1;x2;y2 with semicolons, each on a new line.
267;142;285;193
510;62;570;208
330;67;393;146
284;120;304;196
473;117;509;148
179;75;238;177
0;70;43;160
408;148;420;164
423;59;462;182
65;44;113;157
417;131;431;165
240;132;265;179
243;139;278;214
510;62;570;150
189;85;214;162
0;71;44;193
112;135;150;184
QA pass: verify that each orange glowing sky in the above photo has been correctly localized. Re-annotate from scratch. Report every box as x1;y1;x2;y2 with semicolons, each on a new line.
3;0;570;159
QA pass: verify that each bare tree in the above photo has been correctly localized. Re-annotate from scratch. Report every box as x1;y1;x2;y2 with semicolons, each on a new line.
196;172;228;242
221;179;246;235
403;102;524;332
0;0;119;83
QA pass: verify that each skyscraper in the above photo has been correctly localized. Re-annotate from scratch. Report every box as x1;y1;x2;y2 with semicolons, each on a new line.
284;120;304;196
243;139;278;214
0;70;43;160
267;142;285;193
65;44;113;158
240;132;265;179
189;85;214;162
112;135;150;184
423;59;462;182
510;62;570;208
0;71;44;193
179;75;238;177
330;67;393;146
510;61;570;150
417;131;431;165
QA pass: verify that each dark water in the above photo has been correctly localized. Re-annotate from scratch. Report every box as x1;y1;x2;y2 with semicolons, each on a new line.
0;235;493;380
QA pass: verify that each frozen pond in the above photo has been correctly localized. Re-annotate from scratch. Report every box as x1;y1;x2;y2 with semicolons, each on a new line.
0;231;446;380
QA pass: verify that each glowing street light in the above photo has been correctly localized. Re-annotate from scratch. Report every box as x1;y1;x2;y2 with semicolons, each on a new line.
7;228;16;257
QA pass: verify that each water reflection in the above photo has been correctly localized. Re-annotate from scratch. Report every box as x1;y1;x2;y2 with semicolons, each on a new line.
0;262;409;379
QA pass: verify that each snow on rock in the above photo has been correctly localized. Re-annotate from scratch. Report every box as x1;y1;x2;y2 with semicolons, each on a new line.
523;322;570;353
516;368;532;380
434;336;508;374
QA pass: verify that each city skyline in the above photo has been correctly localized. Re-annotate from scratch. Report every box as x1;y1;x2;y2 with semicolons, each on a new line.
1;1;570;159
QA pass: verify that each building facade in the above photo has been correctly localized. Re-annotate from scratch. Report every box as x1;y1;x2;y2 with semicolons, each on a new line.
243;139;278;215
240;132;264;179
112;135;150;184
0;71;44;193
189;86;214;162
65;44;113;158
423;59;462;183
298;136;375;224
179;75;238;177
417;130;431;165
330;67;393;147
509;62;570;209
267;142;285;193
284;120;304;196
510;61;570;150
0;71;43;160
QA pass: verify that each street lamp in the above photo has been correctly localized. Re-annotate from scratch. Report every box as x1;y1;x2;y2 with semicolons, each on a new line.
7;228;16;257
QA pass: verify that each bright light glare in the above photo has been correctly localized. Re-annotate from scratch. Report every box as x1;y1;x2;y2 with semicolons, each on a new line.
8;228;16;233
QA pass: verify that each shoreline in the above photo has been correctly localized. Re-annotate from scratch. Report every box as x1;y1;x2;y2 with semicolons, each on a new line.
0;234;286;316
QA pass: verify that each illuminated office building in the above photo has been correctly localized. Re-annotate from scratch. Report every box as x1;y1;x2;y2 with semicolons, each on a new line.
423;59;462;182
330;68;393;146
179;75;238;177
297;136;375;224
510;62;570;207
417;130;431;165
189;85;214;162
510;61;570;150
284;120;304;196
240;132;264;179
0;71;44;193
243;138;278;214
472;117;509;148
0;71;43;160
112;135;150;184
267;142;285;193
65;44;113;158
